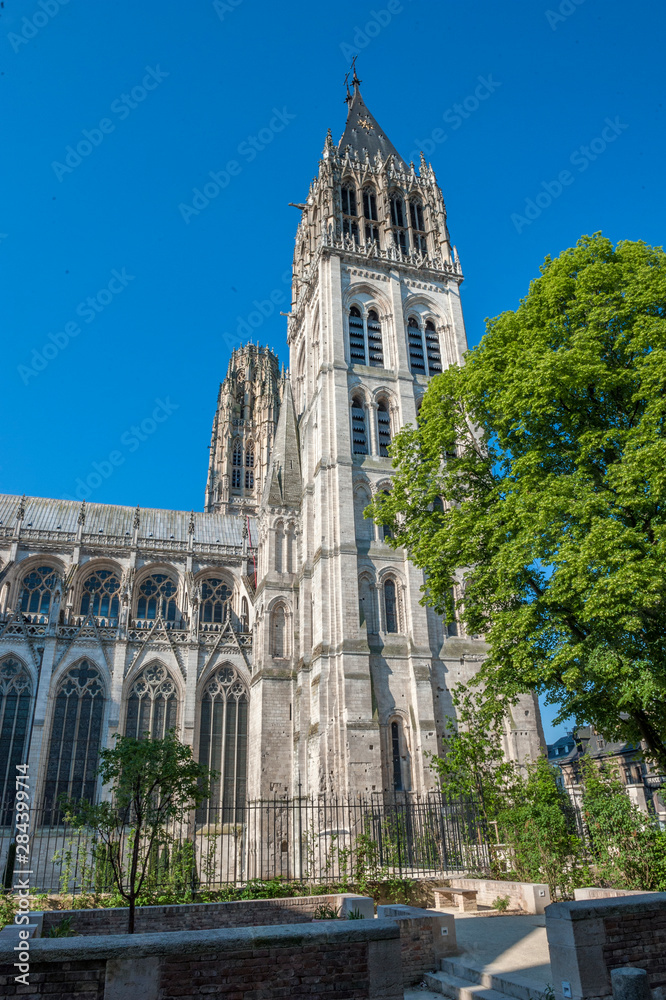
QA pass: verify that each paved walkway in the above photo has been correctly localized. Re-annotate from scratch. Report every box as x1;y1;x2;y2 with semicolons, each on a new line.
404;909;552;998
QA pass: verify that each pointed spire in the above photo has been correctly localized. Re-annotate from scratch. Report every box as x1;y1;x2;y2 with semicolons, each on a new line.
337;73;406;169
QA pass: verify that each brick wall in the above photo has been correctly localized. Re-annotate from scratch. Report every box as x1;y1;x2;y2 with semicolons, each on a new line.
546;892;666;1000
39;892;354;937
377;905;456;985
0;921;403;1000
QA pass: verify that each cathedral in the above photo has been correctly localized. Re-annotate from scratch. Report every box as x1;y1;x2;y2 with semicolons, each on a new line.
0;76;543;824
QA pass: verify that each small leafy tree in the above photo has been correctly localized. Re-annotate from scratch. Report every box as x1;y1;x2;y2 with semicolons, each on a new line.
65;731;214;932
580;754;666;891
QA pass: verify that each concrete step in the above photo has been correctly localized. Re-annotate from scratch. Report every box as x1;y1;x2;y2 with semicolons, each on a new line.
423;970;514;1000
437;959;551;1000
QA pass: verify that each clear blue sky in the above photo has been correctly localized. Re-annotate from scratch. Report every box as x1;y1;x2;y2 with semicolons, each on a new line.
1;0;664;742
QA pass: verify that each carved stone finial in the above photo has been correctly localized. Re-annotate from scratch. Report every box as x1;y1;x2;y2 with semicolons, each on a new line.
16;495;26;520
133;505;141;529
188;510;195;535
77;500;86;525
242;518;248;540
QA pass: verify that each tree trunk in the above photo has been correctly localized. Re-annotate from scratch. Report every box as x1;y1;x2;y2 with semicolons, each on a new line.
128;896;135;935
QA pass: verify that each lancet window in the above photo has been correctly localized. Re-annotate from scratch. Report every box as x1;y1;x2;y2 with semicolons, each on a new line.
377;400;392;457
0;658;32;825
201;578;232;624
351;396;368;455
362;186;380;243
80;569;120;620
20;565;58;617
407;317;442;376
198;666;248;823
136;574;178;622
125;664;178;740
409;199;428;253
341;183;358;240
348;307;384;368
390;194;409;251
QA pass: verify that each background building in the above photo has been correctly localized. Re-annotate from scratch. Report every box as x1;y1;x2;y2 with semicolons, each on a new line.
0;76;543;824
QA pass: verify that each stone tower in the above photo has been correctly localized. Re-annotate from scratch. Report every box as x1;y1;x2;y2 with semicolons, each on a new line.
205;344;282;515
246;74;544;799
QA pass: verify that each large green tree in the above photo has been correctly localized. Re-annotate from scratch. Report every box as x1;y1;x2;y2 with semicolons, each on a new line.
368;234;666;771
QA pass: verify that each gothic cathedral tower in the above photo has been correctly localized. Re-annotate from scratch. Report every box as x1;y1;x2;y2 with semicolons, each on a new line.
247;75;543;799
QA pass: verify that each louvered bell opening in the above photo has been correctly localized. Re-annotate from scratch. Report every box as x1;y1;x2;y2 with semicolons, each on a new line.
378;411;391;457
349;315;366;364
408;331;426;373
367;318;383;367
425;324;442;375
351;406;367;454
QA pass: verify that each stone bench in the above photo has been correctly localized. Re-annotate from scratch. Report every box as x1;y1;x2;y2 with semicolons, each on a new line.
433;887;478;912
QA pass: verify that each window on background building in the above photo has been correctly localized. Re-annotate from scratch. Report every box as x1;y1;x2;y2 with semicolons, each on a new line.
125;664;178;740
384;579;398;633
377;400;391;457
20;565;58;617
197;666;248;824
42;661;104;820
362;186;380;243
351;396;368;455
390;194;409;251
341;184;358;240
201;578;232;624
272;605;287;657
232;441;243;489
80;569;120;620
391;720;403;791
136;574;178;622
409;199;428;254
0;658;32;825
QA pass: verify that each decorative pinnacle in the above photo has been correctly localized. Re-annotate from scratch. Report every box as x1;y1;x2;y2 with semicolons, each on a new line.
133;505;141;529
16;495;26;520
77;501;86;525
188;510;195;535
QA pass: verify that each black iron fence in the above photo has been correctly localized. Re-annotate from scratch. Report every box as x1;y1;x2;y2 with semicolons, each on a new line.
1;792;490;896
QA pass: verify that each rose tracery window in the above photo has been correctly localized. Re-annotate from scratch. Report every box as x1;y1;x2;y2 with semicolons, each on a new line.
20;565;58;617
198;666;248;823
201;578;232;624
80;569;120;620
43;661;105;819
125;664;178;740
0;658;32;824
136;574;178;622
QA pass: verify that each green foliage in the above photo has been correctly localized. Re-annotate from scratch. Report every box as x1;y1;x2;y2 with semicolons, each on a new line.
47;916;74;938
491;895;510;912
313;902;340;919
580;755;666;890
346;908;366;919
0;894;17;929
367;234;666;773
63;730;214;932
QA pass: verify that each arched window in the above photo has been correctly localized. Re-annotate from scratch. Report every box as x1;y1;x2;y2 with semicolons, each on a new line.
351;396;368;455
341;183;358;240
80;569;120;620
201;578;232;623
384;579;398;633
407;318;442;377
245;469;254;489
240;597;249;632
358;576;377;633
20;565;58;617
409;199;427;254
363;186;380;244
245;447;254;468
271;605;287;658
198;666;248;823
446;586;458;637
136;574;178;622
125;664;178;740
390;194;408;251
382;490;393;540
425;320;442;375
43;661;104;819
349;306;366;364
286;527;295;574
377;400;391;457
232;440;243;490
367;310;384;367
391;720;406;792
0;658;32;824
407;317;426;374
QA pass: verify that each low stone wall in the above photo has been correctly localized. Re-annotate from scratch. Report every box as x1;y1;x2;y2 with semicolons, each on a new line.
377;904;457;986
447;877;551;914
546;892;666;1000
573;887;656;901
38;892;372;936
0;921;403;1000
